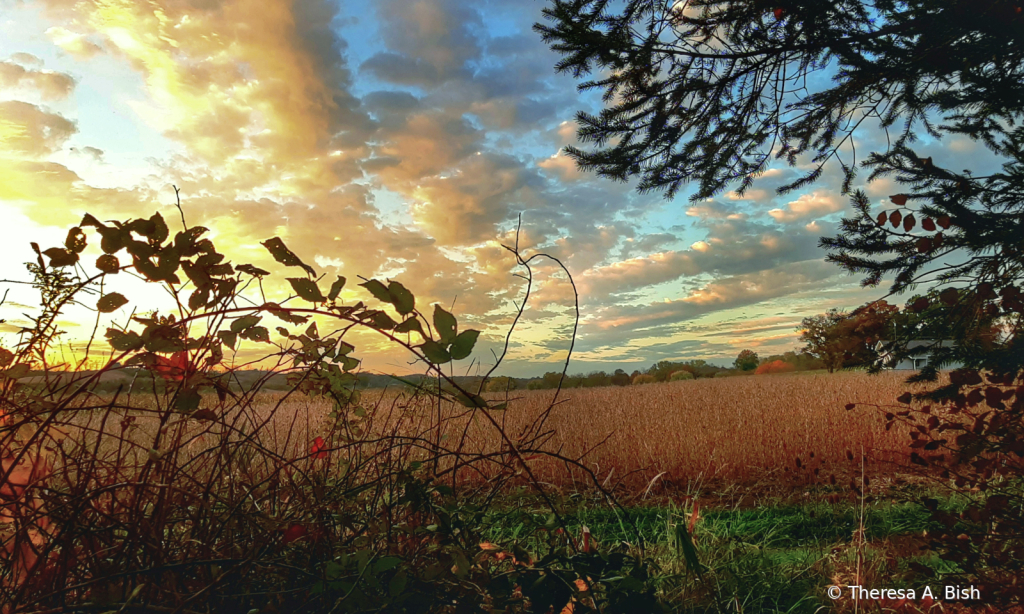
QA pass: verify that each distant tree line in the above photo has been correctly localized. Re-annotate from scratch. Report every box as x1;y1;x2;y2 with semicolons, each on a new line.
81;292;995;394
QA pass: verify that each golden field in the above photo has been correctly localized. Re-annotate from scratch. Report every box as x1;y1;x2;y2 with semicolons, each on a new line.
64;369;944;496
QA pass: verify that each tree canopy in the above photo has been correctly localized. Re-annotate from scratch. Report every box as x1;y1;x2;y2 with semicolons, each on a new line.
538;0;1024;392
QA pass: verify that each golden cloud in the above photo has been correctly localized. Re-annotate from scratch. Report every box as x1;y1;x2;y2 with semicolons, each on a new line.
0;60;76;99
0;101;76;158
767;191;844;223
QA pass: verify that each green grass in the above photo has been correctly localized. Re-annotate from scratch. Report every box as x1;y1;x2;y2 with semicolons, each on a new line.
478;492;972;613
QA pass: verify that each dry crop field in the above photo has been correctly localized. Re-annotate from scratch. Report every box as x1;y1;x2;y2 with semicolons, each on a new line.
80;369;943;496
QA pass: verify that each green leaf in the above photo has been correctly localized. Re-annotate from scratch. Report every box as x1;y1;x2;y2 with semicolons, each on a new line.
65;227;87;253
370;311;397;330
173;387;202;411
374;557;402;574
338;356;360;372
674;522;704;577
261;237;315;276
43;247;78;268
419;339;451;365
454;391;488;408
217;330;237;350
394;317;424;337
449;329;479;361
263;303;309;324
0;348;12;368
288;278;326;303
148;212;169;244
230;315;262;334
142;325;186;353
96;254;120;274
105;328;144;352
389;570;408;598
236;263;270;277
80;213;104;228
99;228;126;254
360;279;391;304
97;293;129;313
336;341;355;356
188;286;210;311
433;305;457;344
387;281;415;315
327;275;347;301
305;321;319;339
240;326;270;343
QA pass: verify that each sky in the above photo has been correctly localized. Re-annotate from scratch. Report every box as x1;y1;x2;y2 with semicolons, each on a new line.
0;0;1007;377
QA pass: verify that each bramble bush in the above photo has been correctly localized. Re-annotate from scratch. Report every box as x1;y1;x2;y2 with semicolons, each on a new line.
0;204;668;613
631;374;657;386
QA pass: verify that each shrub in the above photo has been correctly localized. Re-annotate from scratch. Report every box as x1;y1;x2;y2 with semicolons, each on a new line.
755;360;797;375
485;376;517;392
632;374;657;385
0;206;663;612
669;370;694;381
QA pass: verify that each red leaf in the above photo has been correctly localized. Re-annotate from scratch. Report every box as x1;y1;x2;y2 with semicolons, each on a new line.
937;215;951;229
310;436;328;460
283;523;307;545
876;212;887;226
916;237;933;253
153;351;192;382
890;194;908;206
773;7;784;19
889;210;902;228
922;217;936;231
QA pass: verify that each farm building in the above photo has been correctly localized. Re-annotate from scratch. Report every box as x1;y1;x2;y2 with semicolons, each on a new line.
874;339;963;370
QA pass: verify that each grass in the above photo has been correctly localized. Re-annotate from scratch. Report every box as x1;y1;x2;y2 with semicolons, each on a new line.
6;368;988;612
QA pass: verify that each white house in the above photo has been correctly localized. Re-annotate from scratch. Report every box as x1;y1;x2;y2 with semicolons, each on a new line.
874;339;962;370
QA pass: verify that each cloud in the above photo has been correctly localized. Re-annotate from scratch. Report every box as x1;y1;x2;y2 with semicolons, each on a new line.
371;0;483;84
686;200;744;220
9;53;43;67
581;260;842;343
69;146;104;162
45;27;104;59
0;101;77;157
537;151;583;181
409;152;533;245
767;190;844;223
0;60;76;99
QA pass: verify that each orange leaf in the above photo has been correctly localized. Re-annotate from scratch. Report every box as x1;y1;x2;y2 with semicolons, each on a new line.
153;351;192;382
890;194;908;206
